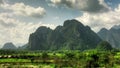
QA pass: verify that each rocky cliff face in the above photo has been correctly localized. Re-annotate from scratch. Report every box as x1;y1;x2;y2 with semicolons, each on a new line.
28;19;102;50
29;26;52;50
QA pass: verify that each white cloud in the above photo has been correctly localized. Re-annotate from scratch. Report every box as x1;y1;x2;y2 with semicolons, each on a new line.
76;4;120;32
1;3;46;18
50;0;110;13
0;13;56;47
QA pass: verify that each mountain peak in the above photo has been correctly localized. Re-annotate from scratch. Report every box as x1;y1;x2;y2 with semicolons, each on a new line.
36;26;51;33
63;19;84;27
2;42;16;50
99;28;108;32
111;25;120;29
28;19;101;50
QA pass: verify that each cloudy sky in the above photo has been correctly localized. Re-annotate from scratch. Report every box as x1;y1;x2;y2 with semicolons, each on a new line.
0;0;120;47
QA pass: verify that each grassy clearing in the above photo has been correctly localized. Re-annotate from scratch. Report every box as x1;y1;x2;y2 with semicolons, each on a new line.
0;64;55;68
0;58;31;62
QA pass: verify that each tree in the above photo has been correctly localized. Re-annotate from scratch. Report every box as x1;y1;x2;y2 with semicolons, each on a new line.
96;41;113;51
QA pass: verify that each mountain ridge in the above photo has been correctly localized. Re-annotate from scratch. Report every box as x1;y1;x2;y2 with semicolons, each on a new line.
28;19;102;51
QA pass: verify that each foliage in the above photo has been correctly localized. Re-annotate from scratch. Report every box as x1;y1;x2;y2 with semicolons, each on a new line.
96;41;113;51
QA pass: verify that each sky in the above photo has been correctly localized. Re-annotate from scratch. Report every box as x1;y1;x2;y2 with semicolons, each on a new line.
0;0;120;47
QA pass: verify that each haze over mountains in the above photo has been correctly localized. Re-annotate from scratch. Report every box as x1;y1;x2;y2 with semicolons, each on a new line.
98;25;120;48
